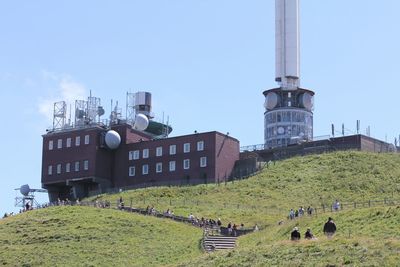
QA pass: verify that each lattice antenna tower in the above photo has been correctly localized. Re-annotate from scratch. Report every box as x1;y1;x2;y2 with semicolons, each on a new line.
126;92;136;125
53;101;67;130
75;100;87;127
87;91;102;124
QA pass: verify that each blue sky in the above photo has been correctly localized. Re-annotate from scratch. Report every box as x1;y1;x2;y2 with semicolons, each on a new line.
1;0;400;214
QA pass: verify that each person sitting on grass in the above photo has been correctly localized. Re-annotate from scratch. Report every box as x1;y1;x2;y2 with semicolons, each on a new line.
323;217;337;238
304;228;316;240
291;227;301;241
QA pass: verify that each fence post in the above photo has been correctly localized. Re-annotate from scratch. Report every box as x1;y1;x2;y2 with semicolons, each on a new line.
354;202;356;209
322;204;325;213
130;198;133;209
169;199;172;205
368;200;371;207
384;198;387;205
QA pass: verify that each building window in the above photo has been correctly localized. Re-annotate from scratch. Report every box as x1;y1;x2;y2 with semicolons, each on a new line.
197;141;204;151
156;147;163;157
200;157;207;167
129;166;135;177
169;145;176;155
84;160;89;170
142;164;149;175
169;161;176;172
66;138;71;148
48;140;53;150
156;162;162;173
66;163;71;173
84;135;90;145
184;143;190;153
129;150;140;160
75;136;81;146
75;161;80;172
183;159;190;170
57;164;61;174
143;149;149;159
57;139;62;149
48;165;53;175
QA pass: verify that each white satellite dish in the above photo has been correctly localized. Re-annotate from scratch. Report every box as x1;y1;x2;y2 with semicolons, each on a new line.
105;130;121;149
133;114;149;131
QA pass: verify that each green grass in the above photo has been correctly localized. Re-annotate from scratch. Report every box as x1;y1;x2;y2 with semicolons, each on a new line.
0;206;202;267
91;151;400;227
180;206;400;266
2;151;400;266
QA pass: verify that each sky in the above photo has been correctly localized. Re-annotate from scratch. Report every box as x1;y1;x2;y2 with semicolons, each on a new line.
1;0;400;214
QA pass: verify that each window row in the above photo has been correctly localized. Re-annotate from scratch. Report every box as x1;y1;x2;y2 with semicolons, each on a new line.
128;141;205;160
48;135;90;150
48;160;89;175
128;157;207;176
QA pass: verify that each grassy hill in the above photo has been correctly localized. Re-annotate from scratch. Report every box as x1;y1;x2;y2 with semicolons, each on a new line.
1;151;400;266
0;206;202;266
91;151;400;227
180;206;400;266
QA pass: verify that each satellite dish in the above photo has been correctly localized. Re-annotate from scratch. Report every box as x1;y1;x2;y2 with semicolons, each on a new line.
20;184;31;196
133;114;149;131
299;93;314;111
264;92;279;110
105;130;121;149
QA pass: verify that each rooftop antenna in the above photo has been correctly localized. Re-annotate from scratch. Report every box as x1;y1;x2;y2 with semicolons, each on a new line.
14;184;47;209
52;101;66;130
126;92;136;125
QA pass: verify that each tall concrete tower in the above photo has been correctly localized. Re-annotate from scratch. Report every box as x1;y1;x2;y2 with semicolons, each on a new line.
263;0;314;149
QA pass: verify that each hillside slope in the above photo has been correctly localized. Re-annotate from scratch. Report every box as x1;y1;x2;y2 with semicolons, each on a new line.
0;206;202;266
180;206;400;266
92;151;400;227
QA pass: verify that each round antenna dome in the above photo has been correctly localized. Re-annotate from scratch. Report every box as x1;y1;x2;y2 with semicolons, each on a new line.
264;92;279;110
20;184;30;196
133;114;149;131
299;93;314;111
105;130;121;150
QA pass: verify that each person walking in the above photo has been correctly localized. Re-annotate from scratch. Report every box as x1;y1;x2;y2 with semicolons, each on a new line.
323;217;337;238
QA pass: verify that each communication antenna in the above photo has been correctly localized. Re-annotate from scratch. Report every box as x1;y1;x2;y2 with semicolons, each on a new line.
14;184;47;209
53;101;67;130
87;90;101;124
75;100;87;127
126;92;136;125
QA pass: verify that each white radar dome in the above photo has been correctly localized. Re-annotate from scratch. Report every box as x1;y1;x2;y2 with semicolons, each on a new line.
105;130;121;150
133;114;149;131
264;92;278;110
20;184;30;196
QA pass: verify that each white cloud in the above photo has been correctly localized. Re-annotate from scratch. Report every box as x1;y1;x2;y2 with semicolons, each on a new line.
37;71;87;124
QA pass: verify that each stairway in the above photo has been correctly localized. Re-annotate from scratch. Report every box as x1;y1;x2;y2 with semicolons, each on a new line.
203;235;237;252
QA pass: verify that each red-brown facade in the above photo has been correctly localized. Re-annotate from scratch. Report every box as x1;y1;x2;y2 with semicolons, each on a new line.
41;124;239;201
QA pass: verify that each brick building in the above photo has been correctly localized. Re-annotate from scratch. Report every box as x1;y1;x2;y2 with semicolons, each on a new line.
41;123;240;202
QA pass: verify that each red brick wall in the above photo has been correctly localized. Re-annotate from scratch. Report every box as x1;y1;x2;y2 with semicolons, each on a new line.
214;133;240;182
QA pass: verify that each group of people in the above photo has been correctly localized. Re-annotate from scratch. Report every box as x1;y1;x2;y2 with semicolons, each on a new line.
290;217;337;241
288;206;314;220
226;222;246;236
